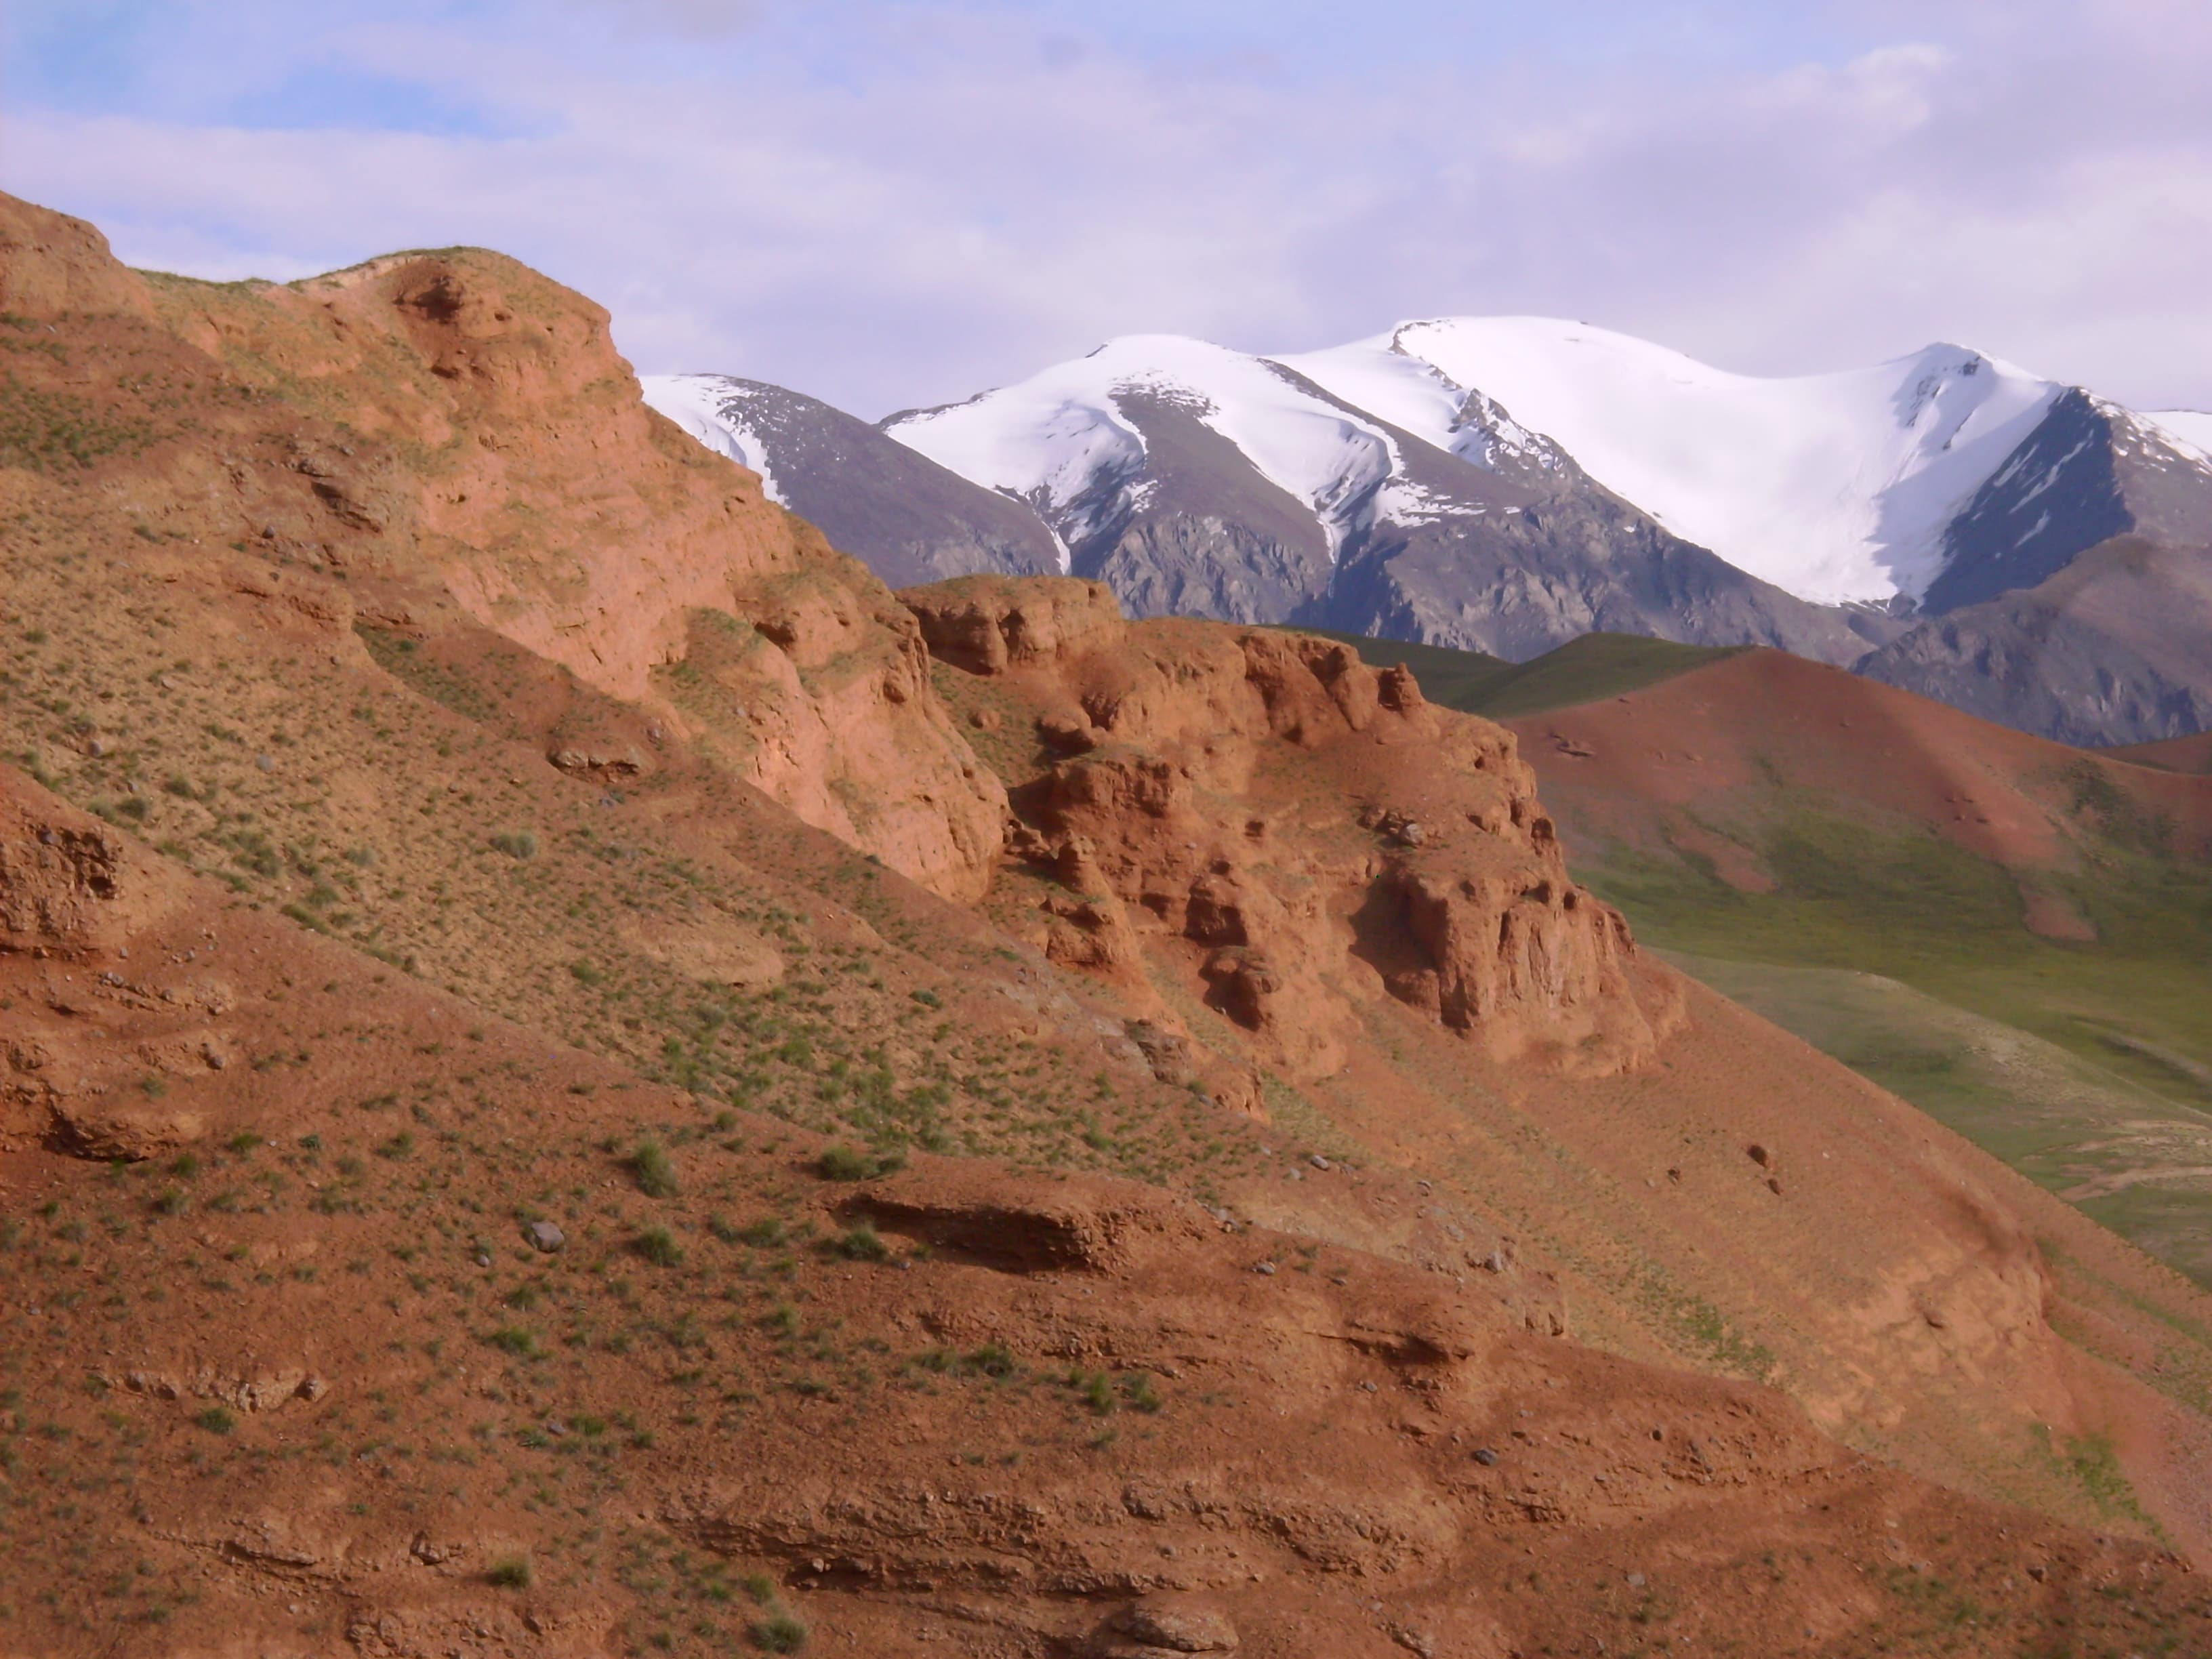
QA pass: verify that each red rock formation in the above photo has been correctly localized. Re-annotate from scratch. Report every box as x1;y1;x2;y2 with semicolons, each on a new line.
907;577;1674;1076
0;192;1003;900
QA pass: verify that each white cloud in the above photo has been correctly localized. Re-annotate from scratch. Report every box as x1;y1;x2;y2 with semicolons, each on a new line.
5;0;2209;415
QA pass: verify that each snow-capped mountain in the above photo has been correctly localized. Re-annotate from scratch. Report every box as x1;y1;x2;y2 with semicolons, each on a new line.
869;331;1873;663
646;321;2212;742
889;335;1407;568
1282;321;2062;607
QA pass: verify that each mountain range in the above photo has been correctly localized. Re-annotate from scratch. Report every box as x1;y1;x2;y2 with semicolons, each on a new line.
646;321;2212;745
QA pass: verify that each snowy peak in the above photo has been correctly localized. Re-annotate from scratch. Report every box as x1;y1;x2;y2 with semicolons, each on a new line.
886;335;1411;560
1288;318;2064;606
891;316;2124;609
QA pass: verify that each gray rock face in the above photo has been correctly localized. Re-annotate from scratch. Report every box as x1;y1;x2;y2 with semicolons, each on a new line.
645;375;1062;586
1076;390;1338;623
1317;434;1884;665
1845;394;2212;741
1923;390;2202;615
1048;371;1875;666
1861;535;2212;745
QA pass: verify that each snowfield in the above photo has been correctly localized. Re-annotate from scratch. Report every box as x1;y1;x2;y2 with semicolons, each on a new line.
2148;409;2212;460
1289;319;2061;605
639;374;790;506
886;335;1406;560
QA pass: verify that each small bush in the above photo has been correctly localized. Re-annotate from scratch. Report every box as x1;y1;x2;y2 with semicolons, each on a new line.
737;1216;785;1246
832;1221;888;1263
636;1226;685;1268
967;1342;1016;1379
750;1613;808;1653
1073;1370;1115;1414
630;1141;679;1198
815;1145;872;1182
487;1326;543;1359
489;831;538;861
192;1406;235;1435
486;1557;533;1589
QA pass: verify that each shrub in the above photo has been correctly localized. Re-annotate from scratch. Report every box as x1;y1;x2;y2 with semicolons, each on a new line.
814;1145;872;1183
630;1141;679;1198
486;1557;533;1589
832;1221;888;1263
737;1216;785;1247
487;1326;543;1359
967;1343;1016;1379
750;1613;807;1653
193;1406;235;1435
1071;1369;1115;1414
636;1226;684;1268
489;831;538;860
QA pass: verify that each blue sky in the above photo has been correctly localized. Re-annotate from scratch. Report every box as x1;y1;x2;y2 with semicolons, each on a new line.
6;0;2210;415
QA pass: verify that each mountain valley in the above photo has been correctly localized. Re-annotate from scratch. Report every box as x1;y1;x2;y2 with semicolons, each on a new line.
5;188;2212;1659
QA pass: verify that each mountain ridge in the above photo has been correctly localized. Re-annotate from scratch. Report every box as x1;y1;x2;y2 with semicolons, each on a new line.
647;319;2212;743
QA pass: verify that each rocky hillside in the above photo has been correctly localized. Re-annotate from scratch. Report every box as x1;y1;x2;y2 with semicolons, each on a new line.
8;189;2212;1656
1861;533;2212;745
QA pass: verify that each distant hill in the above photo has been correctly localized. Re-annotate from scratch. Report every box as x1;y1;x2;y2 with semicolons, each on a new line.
1494;645;2212;1287
1291;626;1744;719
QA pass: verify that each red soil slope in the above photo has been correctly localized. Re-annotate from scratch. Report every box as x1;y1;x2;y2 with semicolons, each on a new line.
8;770;2212;1658
2110;729;2212;776
1502;646;2212;893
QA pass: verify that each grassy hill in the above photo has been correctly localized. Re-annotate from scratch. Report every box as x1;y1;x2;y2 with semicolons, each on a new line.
1284;626;1744;718
1491;647;2212;1289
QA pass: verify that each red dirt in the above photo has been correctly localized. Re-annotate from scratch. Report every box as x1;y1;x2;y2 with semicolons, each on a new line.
2109;729;2212;776
1504;647;2212;876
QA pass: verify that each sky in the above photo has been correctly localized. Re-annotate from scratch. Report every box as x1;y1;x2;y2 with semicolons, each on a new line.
4;0;2210;419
